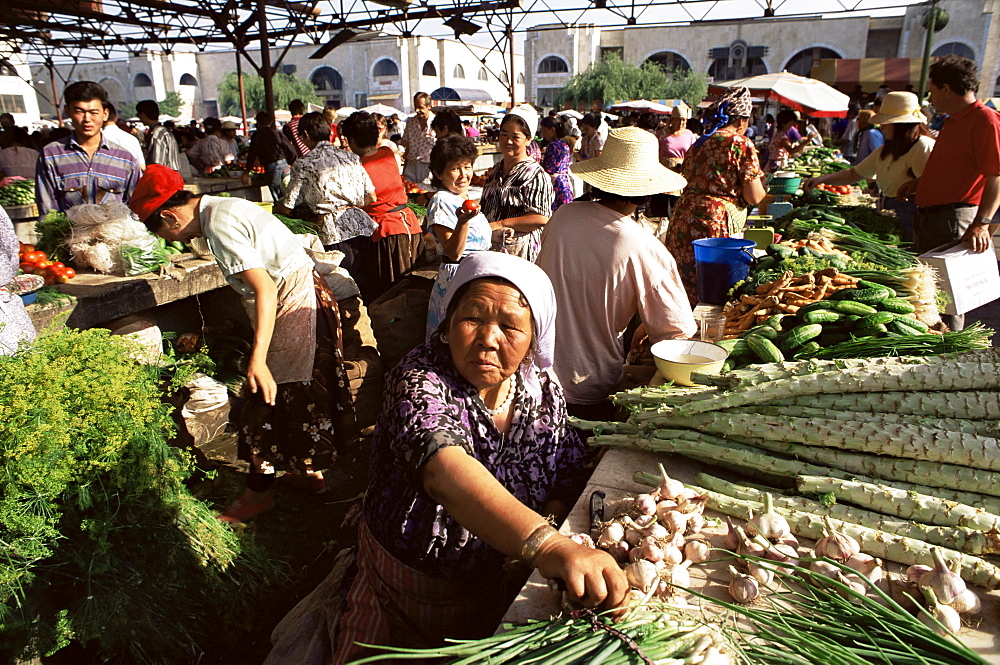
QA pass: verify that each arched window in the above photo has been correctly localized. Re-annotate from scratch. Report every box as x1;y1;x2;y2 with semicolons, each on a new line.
538;55;569;74
784;47;841;77
500;70;509;85
517;73;524;84
133;73;153;87
454;64;465;79
422;60;437;76
0;62;16;76
310;66;343;106
644;51;691;74
478;67;488;81
932;42;976;60
179;73;198;86
373;58;399;77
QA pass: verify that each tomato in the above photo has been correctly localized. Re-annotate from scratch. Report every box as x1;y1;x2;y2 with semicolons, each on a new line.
21;244;35;254
54;273;72;284
45;265;64;277
461;199;479;214
43;275;57;286
33;266;49;277
23;251;44;263
61;267;76;279
35;260;51;270
19;262;35;273
50;262;65;271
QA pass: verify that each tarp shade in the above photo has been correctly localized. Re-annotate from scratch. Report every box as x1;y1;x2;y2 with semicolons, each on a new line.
813;58;930;91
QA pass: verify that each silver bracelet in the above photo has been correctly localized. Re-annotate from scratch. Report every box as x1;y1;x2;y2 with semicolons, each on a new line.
520;524;559;568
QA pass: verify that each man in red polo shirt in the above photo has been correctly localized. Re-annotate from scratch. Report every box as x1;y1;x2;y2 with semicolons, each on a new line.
900;55;1000;331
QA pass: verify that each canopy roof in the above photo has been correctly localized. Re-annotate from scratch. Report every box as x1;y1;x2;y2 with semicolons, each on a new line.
710;72;850;117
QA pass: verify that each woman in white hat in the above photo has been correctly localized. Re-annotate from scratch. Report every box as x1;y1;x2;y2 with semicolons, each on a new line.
659;105;695;170
665;86;767;305
804;91;933;243
536;127;698;420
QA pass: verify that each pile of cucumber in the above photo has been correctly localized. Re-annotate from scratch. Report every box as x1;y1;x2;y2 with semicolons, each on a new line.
718;280;927;368
755;242;850;273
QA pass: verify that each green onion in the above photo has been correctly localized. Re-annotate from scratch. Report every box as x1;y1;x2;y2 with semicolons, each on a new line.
812;323;993;359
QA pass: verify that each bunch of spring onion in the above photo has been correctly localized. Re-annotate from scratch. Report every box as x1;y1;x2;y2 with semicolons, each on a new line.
345;602;738;664
789;218;917;269
811;322;993;359
691;554;991;665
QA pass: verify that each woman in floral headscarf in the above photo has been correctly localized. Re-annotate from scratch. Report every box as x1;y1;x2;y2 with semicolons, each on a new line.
664;87;767;304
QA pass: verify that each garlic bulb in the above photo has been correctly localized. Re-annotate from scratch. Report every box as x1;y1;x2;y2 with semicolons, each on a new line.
919;586;962;635
633;514;655;529
906;564;933;584
639;537;664;563
656;463;685;501
736;526;765;558
724;516;741;551
810;559;840;578
748;562;774;586
597;522;624;548
763;541;799;570
950;589;982;615
644;523;669;540
676;493;708;515
662;560;692;590
685;513;705;535
655;500;678;522
624;528;643;548
662;510;688;533
670;530;686;549
628;548;643;563
634;493;657;516
569;532;595;548
625;559;659;594
845;553;882;583
814;517;859;561
684;539;711;564
728;565;760;603
660;543;684;565
919;548;966;606
748;493;791;541
837;571;869;601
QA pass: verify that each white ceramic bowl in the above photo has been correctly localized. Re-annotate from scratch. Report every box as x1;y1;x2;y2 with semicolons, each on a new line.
650;339;729;387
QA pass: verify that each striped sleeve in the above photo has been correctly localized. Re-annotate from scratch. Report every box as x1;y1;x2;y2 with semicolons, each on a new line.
518;164;554;217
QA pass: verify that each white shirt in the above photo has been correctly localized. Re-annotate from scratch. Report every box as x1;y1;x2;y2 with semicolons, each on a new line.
854;135;935;199
102;124;146;170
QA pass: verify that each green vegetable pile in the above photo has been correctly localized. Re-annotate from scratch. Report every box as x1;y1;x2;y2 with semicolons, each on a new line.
0;178;34;206
33;210;72;262
275;213;317;235
0;329;279;664
120;235;186;276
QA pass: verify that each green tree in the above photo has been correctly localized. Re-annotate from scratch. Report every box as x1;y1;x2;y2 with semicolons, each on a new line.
559;53;670;109
158;91;184;117
661;68;710;110
217;71;322;116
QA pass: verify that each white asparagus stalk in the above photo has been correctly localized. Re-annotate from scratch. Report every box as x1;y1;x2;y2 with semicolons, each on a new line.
651;411;1000;472
796;475;1000;532
694;356;939;390
674;482;1000;590
766;390;1000;420
691;472;1000;556
662;362;1000;416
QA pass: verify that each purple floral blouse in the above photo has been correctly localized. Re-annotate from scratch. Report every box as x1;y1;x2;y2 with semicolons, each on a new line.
364;339;590;580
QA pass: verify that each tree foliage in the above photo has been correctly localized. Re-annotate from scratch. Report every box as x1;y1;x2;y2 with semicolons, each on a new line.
217;71;322;116
118;91;184;121
558;53;709;110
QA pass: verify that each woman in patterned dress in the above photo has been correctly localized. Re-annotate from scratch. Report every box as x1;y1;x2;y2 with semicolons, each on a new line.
539;116;574;212
0;207;36;355
130;166;357;523
480;110;554;262
665;87;767;304
322;252;626;663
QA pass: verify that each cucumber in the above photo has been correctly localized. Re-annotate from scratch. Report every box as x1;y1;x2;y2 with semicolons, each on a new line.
721;358;739;372
879;297;916;314
746;334;785;363
763;314;784;330
893;314;929;333
844;287;892;304
887;320;922;336
802;309;844;324
831;300;878;316
755;256;777;271
743;325;779;341
716;338;751;358
767;244;795;260
778;315;801;331
781;323;824;352
853;323;888;337
797;300;837;316
857;311;895;327
792;341;822;358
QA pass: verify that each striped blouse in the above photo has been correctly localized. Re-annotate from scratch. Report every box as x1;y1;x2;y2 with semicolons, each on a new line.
480;158;554;263
36;133;141;214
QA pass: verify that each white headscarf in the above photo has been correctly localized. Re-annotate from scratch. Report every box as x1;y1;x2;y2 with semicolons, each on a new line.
506;106;539;138
441;252;557;397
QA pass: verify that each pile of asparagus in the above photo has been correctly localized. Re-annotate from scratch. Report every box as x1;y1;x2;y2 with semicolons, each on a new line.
589;347;1000;591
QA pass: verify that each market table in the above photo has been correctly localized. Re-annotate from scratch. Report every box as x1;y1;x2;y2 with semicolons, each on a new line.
500;444;1000;662
183;176;272;201
25;254;226;331
2;202;39;244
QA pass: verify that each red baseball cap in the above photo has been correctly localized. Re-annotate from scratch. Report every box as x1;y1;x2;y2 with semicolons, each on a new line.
129;164;185;222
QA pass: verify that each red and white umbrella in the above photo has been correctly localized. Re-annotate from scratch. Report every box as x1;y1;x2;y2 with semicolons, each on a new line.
709;72;850;117
608;99;676;114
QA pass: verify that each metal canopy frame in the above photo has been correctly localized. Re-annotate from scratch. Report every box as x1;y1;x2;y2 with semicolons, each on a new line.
3;0;922;112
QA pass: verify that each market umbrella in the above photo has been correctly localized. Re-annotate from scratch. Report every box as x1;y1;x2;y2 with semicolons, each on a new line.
558;109;584;119
710;72;850;117
608;99;675;114
985;98;1000;110
335;106;358;121
362;103;404;117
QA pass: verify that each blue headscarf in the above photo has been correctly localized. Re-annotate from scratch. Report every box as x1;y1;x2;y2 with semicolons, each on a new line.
692;100;731;150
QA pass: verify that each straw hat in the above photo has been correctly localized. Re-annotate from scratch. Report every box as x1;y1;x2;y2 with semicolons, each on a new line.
220;120;239;130
570;126;687;196
671;105;690;120
870;91;927;125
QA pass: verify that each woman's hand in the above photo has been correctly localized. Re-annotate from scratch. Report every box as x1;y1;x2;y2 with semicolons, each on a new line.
802;177;820;191
895;179;919;201
456;206;477;226
247;358;277;405
533;536;629;615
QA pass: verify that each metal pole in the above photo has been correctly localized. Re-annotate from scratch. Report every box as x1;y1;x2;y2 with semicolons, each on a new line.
236;49;249;136
918;0;938;101
48;60;62;124
259;0;275;115
507;23;516;108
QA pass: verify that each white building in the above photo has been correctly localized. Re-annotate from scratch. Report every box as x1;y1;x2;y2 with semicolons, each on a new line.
524;0;1000;110
32;34;524;120
0;44;42;126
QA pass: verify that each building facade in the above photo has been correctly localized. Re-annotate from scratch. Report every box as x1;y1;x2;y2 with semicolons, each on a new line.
524;0;999;110
32;35;524;120
0;45;42;127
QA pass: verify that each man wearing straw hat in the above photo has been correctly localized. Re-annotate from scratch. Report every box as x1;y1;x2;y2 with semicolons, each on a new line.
537;127;697;420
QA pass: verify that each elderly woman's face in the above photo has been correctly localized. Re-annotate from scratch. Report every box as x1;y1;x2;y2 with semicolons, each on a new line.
447;279;533;392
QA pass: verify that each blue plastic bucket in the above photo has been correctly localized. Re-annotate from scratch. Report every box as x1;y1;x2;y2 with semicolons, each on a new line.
692;237;755;305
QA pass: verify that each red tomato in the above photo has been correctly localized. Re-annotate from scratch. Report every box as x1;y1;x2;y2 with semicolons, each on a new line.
19;262;35;273
54;273;72;284
21;244;35;254
61;267;76;279
50;262;65;270
45;265;64;277
33;266;49;277
35;260;51;270
461;199;479;214
23;251;44;263
43;275;57;286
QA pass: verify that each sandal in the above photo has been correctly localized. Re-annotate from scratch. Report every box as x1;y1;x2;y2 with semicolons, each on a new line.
218;491;275;525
